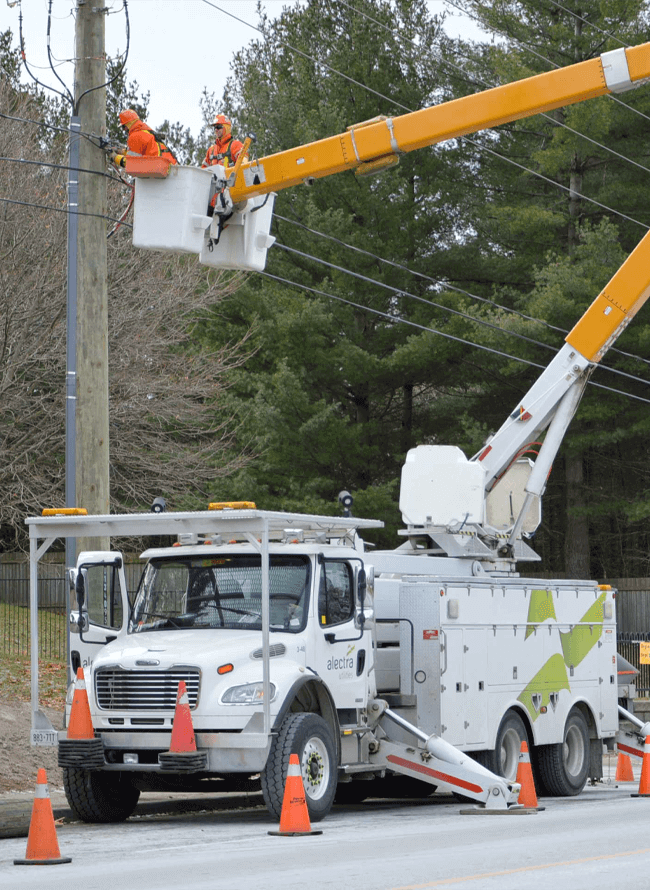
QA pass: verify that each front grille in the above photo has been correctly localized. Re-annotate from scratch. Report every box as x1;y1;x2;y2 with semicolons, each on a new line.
95;669;200;711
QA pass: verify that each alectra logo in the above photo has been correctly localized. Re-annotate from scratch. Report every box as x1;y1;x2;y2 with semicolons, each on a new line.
328;656;354;671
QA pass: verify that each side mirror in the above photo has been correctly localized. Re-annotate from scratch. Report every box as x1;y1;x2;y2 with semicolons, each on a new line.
358;567;367;608
69;610;89;634
75;573;85;609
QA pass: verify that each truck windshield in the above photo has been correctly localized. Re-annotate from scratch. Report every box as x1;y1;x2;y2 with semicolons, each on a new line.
129;555;310;634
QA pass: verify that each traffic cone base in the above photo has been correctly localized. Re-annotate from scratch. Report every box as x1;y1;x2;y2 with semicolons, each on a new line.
14;769;71;866
268;754;323;837
616;752;635;782
515;740;540;810
632;735;650;797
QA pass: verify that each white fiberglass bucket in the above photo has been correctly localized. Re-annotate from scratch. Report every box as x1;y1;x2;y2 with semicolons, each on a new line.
132;165;213;255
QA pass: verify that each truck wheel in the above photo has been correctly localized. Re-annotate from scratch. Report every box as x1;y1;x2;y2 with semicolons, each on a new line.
535;709;589;796
261;712;337;822
63;768;140;823
483;710;528;783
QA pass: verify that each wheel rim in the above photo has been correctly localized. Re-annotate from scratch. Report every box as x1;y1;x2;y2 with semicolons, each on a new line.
563;724;585;778
499;728;522;781
300;735;330;801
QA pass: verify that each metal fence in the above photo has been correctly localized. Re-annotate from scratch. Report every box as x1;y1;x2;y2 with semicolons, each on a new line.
0;560;143;660
617;634;650;698
3;564;650;682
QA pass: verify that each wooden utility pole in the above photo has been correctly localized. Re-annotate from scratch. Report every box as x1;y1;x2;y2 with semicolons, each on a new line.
71;1;109;550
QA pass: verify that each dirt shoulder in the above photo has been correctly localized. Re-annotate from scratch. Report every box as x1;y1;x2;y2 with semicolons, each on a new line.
0;697;64;793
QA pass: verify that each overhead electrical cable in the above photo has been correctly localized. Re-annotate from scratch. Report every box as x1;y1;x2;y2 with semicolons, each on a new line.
0;196;133;227
444;0;650;125
274;240;650;390
274;212;650;371
0;154;127;183
261;269;650;406
201;0;650;379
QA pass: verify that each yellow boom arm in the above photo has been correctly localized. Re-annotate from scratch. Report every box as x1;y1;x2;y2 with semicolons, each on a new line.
230;44;650;203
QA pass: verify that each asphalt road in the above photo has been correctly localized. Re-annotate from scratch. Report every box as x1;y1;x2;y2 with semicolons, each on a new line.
3;779;650;890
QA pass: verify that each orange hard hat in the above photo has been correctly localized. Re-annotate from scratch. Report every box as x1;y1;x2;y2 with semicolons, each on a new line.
119;109;140;127
212;113;231;137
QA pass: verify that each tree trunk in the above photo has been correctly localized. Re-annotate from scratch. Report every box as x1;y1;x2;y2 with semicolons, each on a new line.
564;453;590;577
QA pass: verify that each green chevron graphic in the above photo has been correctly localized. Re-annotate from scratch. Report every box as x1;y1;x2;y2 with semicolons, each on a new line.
518;653;571;722
559;591;606;668
525;589;558;639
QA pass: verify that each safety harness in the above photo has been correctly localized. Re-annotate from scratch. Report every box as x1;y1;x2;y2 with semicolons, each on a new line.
205;137;236;167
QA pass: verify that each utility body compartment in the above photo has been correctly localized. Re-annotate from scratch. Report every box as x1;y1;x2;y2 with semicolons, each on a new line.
373;567;618;754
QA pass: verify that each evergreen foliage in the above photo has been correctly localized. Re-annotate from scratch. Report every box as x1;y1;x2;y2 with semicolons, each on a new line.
202;0;650;571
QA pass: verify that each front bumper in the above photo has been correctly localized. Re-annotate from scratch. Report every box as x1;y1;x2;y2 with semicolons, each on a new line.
57;729;272;773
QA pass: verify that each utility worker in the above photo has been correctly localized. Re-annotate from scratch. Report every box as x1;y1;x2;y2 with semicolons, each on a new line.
201;114;244;170
111;109;177;167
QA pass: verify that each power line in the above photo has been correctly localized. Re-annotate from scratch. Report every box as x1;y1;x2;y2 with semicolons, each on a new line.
0;110;103;149
205;0;650;235
0;195;133;227
274;239;650;390
203;0;650;378
0;154;125;183
544;0;630;47
260;269;650;406
274;211;650;372
444;0;650;125
201;0;413;114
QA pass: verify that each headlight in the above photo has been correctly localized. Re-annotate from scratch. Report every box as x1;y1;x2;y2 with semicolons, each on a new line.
221;682;276;705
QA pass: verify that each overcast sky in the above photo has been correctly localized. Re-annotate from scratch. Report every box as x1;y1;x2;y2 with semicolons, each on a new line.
1;1;487;137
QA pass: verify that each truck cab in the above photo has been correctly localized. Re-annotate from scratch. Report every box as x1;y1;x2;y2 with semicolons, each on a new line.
61;510;380;822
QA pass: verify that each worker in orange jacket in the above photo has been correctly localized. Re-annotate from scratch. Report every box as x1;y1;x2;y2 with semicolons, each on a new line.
111;109;177;167
202;114;244;170
202;114;246;217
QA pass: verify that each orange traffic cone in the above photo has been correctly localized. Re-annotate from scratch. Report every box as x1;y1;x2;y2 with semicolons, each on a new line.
268;754;323;836
159;681;207;771
632;736;650;797
616;751;635;782
14;769;72;865
169;681;196;752
58;667;104;769
515;741;540;809
67;667;94;740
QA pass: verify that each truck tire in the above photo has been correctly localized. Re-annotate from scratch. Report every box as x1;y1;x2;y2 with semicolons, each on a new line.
482;710;528;783
535;709;590;796
63;768;140;823
261;712;337;822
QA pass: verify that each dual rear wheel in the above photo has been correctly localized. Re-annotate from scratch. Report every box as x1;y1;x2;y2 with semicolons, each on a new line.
476;707;590;796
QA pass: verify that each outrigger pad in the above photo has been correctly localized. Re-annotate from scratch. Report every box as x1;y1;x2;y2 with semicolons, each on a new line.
57;737;105;769
158;750;208;773
459;805;543;815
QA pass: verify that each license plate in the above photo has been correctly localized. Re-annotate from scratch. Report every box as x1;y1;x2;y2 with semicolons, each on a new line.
31;730;58;747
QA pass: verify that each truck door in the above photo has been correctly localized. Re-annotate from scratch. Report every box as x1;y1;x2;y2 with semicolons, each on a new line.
69;552;130;673
309;559;372;711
